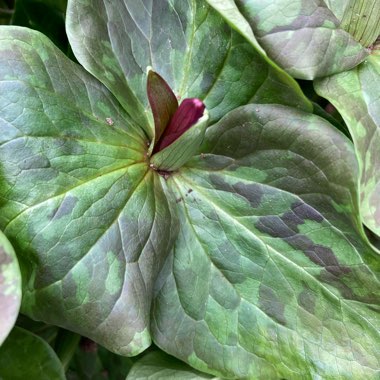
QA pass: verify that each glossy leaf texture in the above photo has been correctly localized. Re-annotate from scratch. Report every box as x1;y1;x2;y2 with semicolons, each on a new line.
0;230;21;345
0;26;178;356
152;105;380;379
66;0;312;139
0;327;65;380
126;351;219;380
315;52;380;237
210;0;368;79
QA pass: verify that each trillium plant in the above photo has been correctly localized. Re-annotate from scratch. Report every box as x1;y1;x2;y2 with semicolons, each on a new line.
0;0;379;379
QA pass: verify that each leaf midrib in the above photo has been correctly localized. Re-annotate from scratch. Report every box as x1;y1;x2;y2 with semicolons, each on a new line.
26;164;151;291
3;162;147;232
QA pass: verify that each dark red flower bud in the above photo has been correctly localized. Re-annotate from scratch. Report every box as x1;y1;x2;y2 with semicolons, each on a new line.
154;98;205;152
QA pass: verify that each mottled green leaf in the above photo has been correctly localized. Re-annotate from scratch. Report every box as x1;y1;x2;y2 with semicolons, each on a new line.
66;0;312;139
315;52;380;237
0;327;65;380
0;230;21;346
127;351;218;380
152;105;380;379
0;26;177;356
213;0;368;79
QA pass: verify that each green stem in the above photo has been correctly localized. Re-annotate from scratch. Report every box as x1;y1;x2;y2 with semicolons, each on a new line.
54;330;81;372
340;0;380;47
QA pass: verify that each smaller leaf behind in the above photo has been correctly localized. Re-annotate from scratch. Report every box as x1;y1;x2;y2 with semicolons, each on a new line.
224;0;368;79
0;327;66;380
67;337;134;380
315;52;380;237
126;351;219;380
323;0;349;21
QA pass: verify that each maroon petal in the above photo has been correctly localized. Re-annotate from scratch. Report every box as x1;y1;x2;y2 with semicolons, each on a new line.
147;70;178;143
154;98;205;152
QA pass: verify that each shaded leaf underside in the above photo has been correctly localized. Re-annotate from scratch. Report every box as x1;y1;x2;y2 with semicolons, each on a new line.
0;327;65;380
127;351;218;379
315;53;380;237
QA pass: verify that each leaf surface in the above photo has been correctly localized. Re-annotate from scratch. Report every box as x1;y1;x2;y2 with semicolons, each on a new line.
0;26;177;356
315;53;380;237
323;0;348;21
66;0;312;138
126;351;218;380
152;105;380;379
0;327;65;380
0;230;21;346
212;0;368;79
